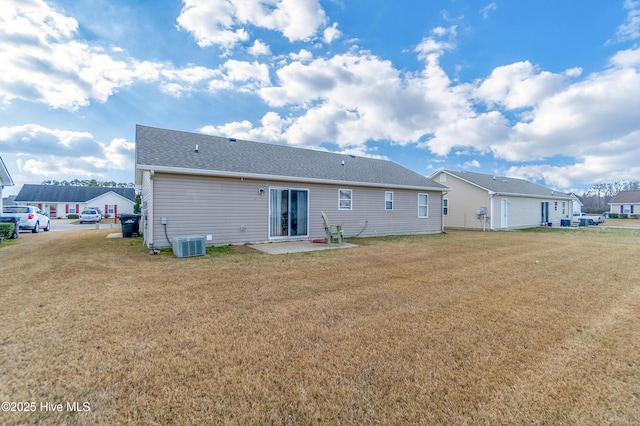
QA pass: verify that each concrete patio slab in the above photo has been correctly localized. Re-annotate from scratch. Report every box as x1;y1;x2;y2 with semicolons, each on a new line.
249;240;357;255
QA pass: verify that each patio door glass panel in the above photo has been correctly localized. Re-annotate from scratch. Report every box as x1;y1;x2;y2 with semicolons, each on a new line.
269;188;309;238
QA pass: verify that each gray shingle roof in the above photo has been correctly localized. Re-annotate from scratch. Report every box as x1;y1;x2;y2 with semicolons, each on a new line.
14;184;135;203
443;170;573;199
135;125;447;191
609;190;640;204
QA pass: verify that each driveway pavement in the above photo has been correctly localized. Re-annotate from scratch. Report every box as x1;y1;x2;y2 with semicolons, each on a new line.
46;219;121;232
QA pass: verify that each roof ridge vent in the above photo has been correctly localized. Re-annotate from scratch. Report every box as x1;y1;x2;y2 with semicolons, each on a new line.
228;137;236;142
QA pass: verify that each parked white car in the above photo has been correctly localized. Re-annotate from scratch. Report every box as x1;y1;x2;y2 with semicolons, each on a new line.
2;205;51;233
79;209;102;224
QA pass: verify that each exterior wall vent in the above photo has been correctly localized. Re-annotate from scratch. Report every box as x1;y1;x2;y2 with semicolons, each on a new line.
172;235;206;258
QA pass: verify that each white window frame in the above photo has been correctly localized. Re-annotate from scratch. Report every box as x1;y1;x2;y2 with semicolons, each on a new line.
385;191;394;211
418;193;429;218
338;188;352;210
443;198;449;216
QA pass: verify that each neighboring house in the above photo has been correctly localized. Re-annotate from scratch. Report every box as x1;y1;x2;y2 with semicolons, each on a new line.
14;184;135;218
0;156;15;213
608;190;640;216
430;170;574;230
135;125;448;248
570;193;583;216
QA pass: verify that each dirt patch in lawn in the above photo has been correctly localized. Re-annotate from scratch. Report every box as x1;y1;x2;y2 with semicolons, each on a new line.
231;244;258;253
1;227;639;424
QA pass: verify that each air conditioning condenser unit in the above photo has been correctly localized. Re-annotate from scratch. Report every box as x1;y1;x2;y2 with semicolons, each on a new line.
172;235;206;258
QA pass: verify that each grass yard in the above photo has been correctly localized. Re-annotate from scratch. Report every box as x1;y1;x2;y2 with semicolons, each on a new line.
1;225;639;424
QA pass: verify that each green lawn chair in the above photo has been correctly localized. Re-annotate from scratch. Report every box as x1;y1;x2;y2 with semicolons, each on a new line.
321;212;343;247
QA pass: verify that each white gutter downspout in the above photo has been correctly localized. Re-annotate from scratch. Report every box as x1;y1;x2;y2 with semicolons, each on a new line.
489;192;495;230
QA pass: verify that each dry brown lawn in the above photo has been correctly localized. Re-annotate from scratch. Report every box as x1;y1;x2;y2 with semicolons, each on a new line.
1;225;639;425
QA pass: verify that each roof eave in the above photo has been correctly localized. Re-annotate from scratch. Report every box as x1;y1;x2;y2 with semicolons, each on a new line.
86;191;136;204
136;164;448;192
0;161;14;186
491;191;574;200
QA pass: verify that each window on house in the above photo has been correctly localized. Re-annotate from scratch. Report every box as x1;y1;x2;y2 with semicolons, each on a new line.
338;189;352;210
418;194;429;218
443;198;449;216
554;201;558;211
69;205;76;214
385;191;393;210
108;205;115;214
562;202;566;215
439;173;446;182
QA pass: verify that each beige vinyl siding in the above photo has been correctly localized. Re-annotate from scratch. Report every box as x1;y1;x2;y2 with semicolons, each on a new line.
312;187;442;238
440;174;491;229
151;174;269;247
148;172;442;247
441;172;573;230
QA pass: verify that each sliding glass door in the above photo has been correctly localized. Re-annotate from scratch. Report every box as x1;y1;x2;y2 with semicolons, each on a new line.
269;188;309;238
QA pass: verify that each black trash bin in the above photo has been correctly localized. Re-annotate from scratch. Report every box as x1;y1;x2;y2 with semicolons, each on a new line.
119;214;140;238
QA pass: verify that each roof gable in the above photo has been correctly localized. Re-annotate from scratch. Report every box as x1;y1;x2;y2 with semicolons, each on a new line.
438;170;572;199
0;156;14;187
609;190;640;204
135;125;447;191
14;184;135;203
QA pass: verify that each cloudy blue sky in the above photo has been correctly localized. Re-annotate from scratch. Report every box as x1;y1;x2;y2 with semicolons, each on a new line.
2;0;640;196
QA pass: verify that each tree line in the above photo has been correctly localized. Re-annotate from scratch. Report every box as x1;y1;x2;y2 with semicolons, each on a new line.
40;179;134;188
580;180;640;212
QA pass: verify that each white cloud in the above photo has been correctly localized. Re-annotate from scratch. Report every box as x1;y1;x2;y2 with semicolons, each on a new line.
422;111;509;156
160;65;222;96
480;3;497;19
502;54;640;162
614;0;640;42
1;124;134;179
0;0;234;109
200;112;288;143
289;49;314;62
506;141;640;189
257;48;472;149
222;60;270;85
415;26;456;60
473;61;567;110
177;0;328;50
0;0;282;108
323;23;342;44
247;39;271;56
